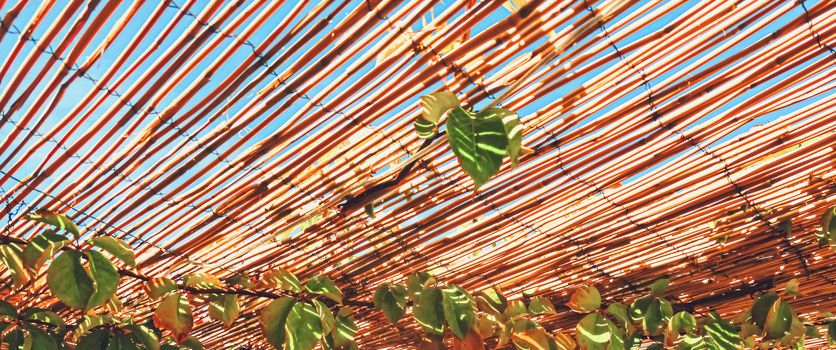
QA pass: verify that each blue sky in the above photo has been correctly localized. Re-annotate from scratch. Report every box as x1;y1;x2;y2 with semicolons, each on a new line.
0;0;830;252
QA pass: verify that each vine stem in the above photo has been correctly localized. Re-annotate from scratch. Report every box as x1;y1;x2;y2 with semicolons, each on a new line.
0;235;374;308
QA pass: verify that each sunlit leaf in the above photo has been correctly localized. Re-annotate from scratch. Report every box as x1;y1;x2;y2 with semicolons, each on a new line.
47;250;94;310
153;293;193;343
72;314;116;341
446;107;509;189
312;299;335;336
420;91;460;124
554;332;576;350
0;243;30;288
504;300;528;319
500;111;525;167
650;278;670;296
85;250;120;309
333;313;357;348
751;292;779;329
784;278;800;296
305;275;342;304
208;294;239;328
286;302;323;350
373;283;407;324
511;327;557;350
441;285;476;340
258;268;302;292
474;287;507;315
125;323;160;350
407;271;435;300
628;295;652;321
145;277;178;299
90;236;136;269
22;231;69;274
668;311;696;335
185;272;222;303
763;299;793;339
528;296;557;316
703;312;741;350
22;308;65;332
414;286;445;336
23;324;58;349
576;312;611;350
261;297;296;349
567;285;601;313
25;209;80;239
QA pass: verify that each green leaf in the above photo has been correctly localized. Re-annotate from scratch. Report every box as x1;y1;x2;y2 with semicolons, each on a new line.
333;314;357;348
90;236;136;269
125;323;160;350
145;277;178;299
258;269;302;292
474;287;507;315
305;275;342;304
153;293;193;343
413;286;445;335
504;300;529;319
373;283;407;324
22;231;69;274
805;325;820;339
208;294;240;328
107;332;137;350
704;312;741;350
650;278;670;296
420;91;460;124
47;250;94;309
441;285;476;340
499;110;524;167
23;324;58;350
312;299;335;336
668;311;696;335
22;308;65;332
73;315;116;341
763;299;793;339
784;278;800;296
86;250;120;309
261;297;296;349
77;328;109;349
511;326;557;350
642;298;672;336
25;209;80;239
178;336;203;350
751;292;780;329
629;295;653;321
184;272;222;303
576;312;612;350
406;271;434;300
286;302;323;350
0;243;30;288
528;296;557;315
414;117;437;139
567;284;601;313
446;107;509;189
606;302;630;327
828;320;836;344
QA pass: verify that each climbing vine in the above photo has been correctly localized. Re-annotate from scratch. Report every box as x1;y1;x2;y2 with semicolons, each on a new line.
0;93;834;349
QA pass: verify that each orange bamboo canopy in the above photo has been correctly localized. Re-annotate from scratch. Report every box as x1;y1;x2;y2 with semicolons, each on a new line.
0;0;834;348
